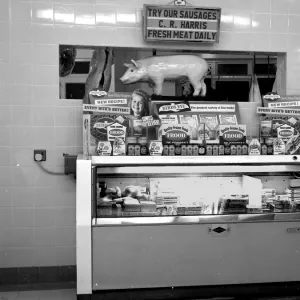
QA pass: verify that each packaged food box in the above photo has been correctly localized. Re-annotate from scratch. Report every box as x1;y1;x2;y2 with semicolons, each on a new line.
122;198;141;212
140;201;157;212
277;124;298;142
273;138;285;155
107;122;127;142
112;138;126;156
219;125;246;145
149;140;163;156
96;141;112;156
159;124;191;145
285;135;300;155
83;104;129;156
246;205;262;214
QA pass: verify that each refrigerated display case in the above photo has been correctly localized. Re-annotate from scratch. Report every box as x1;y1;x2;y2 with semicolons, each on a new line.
76;154;300;299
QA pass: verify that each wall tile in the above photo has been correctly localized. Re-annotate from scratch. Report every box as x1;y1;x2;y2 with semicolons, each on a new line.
0;22;9;43
10;85;33;106
0;167;12;186
32;24;55;44
11;23;32;43
53;187;75;207
35;246;56;266
74;107;82;126
289;15;300;34
32;44;58;66
0;128;11;146
55;127;76;146
0;0;10;22
11;166;36;186
54;107;75;126
95;6;116;26
0;227;11;246
10;64;33;85
251;0;271;13
75;127;83;147
13;207;34;227
289;0;300;15
270;33;288;51
0;207;13;227
0;187;12;207
18;267;39;284
32;127;55;147
10;227;34;247
2;247;35;267
35;208;56;227
11;147;34;168
54;207;75;226
116;8;137;28
34;227;56;246
33;167;59;187
11;127;34;147
0;42;10;62
11;43;33;64
0;106;11;126
32;2;54;24
55;246;76;265
54;4;75;24
33;187;56;207
0;63;11;85
32;85;58;106
11;106;32;126
54;226;75;246
0;147;11;166
271;0;289;14
0;267;18;283
12;188;35;207
32;65;58;86
271;14;288;33
71;25;97;46
251;14;271;32
53;25;76;44
0;85;11;105
31;106;55;126
75;6;95;25
11;1;31;23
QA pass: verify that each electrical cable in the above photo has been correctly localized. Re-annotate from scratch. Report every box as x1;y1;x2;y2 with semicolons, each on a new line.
36;161;65;176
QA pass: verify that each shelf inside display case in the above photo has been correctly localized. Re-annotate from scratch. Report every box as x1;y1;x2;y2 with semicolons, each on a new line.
93;212;300;227
91;155;300;166
91;155;300;175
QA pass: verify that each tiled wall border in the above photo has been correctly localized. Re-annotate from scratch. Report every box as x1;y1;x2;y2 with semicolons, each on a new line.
0;266;76;291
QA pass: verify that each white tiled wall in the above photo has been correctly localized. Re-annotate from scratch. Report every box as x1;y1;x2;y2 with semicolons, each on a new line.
0;0;300;268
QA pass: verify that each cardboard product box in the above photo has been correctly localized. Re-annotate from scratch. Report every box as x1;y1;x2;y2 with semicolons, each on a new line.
219;125;246;145
83;103;130;156
159;124;192;145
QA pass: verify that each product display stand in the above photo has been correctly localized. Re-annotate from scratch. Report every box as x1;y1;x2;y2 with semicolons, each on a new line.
76;154;300;300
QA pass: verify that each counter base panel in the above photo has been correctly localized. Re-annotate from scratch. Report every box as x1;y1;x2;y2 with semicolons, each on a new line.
77;281;300;300
92;222;300;290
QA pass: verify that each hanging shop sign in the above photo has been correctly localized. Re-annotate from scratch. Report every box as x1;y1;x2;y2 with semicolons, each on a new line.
143;5;221;43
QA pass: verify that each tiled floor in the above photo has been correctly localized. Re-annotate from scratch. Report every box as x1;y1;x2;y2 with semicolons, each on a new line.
0;289;76;300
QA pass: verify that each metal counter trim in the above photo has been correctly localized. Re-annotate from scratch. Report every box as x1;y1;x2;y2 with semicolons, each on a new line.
93;213;300;227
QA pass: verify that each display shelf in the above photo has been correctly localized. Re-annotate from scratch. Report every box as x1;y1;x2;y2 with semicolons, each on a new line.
91;155;300;166
90;155;300;175
93;213;300;227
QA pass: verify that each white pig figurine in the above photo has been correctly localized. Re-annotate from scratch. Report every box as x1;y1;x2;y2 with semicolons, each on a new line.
120;55;209;97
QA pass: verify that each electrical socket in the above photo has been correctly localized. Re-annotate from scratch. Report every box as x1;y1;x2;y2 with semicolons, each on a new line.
34;149;46;161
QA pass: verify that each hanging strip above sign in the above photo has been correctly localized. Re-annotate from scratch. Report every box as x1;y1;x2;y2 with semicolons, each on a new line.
143;5;221;43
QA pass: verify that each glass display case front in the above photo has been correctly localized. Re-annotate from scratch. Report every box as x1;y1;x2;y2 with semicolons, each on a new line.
93;157;300;222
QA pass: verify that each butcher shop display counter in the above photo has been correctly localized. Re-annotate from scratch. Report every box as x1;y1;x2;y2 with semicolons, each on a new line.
76;154;300;299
